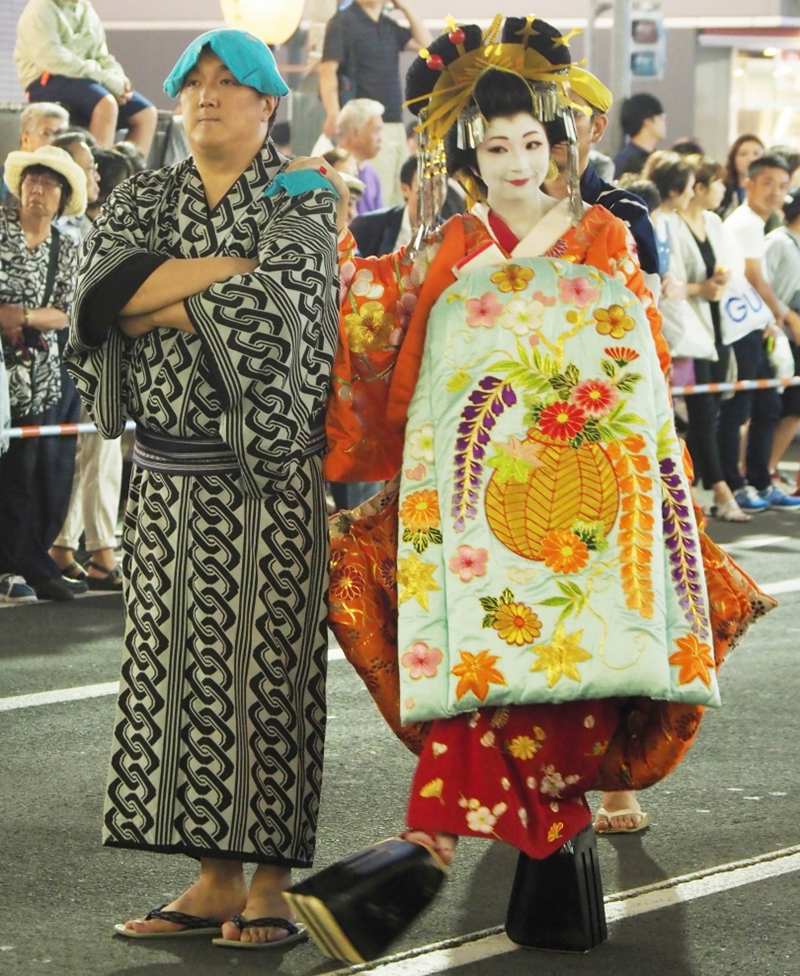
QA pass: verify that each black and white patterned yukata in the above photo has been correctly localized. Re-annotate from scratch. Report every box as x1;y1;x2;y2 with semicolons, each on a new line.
65;142;340;866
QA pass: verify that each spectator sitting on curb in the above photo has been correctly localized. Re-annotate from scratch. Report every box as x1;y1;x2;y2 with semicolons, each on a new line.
15;0;158;158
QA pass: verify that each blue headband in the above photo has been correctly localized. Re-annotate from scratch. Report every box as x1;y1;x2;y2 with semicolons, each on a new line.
163;29;290;99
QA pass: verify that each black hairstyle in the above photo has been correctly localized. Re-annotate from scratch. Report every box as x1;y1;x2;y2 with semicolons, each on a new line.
271;121;291;147
671;136;704;156
91;148;131;205
112;141;146;174
405;18;573;194
53;128;98;151
783;186;800;224
399;155;417;188
616;175;661;213
768;145;800;174
748;153;791;179
405;119;418;139
619;93;664;138
19;163;72;215
641;150;694;200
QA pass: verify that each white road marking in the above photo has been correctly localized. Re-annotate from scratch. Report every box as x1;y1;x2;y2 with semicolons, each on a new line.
720;534;791;552
760;578;800;596
0;681;120;712
329;847;800;976
0;648;346;713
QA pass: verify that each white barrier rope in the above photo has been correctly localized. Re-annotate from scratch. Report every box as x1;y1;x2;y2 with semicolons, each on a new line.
6;376;800;438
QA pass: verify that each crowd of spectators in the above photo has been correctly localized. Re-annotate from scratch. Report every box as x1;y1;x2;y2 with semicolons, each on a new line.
2;0;800;605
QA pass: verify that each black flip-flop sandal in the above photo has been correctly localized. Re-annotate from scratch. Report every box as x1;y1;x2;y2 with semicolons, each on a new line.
85;559;123;590
212;914;307;950
113;904;222;938
61;560;88;581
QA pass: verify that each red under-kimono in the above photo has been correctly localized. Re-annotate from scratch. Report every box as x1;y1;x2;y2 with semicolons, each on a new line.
325;205;774;859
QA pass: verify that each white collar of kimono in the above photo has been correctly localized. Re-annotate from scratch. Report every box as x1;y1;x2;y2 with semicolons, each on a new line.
453;197;582;278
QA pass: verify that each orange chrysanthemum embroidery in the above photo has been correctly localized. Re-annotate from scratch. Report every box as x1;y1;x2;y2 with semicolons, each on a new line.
507;735;540;760
329;564;366;601
490;263;534;293
344;300;397;353
669;633;715;688
451;649;507;702
537;401;587;440
492;602;542;646
400;489;440;532
605;346;639;365
539;530;590;574
594;304;635;339
547;822;564;843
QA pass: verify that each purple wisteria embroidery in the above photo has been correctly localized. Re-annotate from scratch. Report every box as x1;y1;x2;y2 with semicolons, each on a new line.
660;457;710;639
452;377;516;532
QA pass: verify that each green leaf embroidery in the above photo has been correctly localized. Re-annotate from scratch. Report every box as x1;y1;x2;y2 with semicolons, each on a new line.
601;359;617;379
500;587;515;605
447;370;472;393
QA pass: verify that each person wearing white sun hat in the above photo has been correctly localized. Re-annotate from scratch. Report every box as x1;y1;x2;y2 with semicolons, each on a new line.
0;144;84;604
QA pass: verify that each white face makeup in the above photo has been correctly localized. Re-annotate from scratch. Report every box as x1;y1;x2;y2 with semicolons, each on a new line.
475;113;551;207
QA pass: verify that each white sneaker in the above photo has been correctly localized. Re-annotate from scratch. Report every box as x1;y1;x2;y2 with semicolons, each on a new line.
0;573;38;604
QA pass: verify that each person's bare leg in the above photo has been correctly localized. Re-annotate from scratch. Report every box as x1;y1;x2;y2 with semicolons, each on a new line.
89;94;119;148
49;544;77;570
125;105;159;161
712;480;750;522
769;416;800;474
86;546;119;574
594;790;645;832
123;858;248;934
219;865;296;945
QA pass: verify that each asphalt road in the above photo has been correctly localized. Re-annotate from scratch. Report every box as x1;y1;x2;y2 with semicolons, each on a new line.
1;481;798;976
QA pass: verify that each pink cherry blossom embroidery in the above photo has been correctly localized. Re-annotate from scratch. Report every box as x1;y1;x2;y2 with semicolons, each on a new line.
404;463;426;481
558;276;600;307
401;642;444;679
531;289;557;307
465;292;504;329
448;545;489;582
340;259;356;302
397;291;418;329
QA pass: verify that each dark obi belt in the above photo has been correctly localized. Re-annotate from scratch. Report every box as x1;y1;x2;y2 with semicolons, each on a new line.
133;428;240;477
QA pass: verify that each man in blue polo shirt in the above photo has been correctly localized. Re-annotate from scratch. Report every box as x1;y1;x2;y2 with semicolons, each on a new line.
320;0;430;207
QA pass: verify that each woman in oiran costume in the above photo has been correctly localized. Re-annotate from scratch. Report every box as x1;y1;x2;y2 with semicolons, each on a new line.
286;15;775;963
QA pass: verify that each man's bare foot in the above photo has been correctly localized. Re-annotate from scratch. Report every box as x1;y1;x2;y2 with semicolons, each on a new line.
402;830;458;866
124;860;247;934
594;790;646;833
221;865;296;945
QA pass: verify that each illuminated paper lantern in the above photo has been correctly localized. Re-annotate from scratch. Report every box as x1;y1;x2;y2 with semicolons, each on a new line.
220;0;304;46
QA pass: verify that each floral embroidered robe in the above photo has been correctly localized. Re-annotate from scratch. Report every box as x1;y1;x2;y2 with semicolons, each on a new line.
326;202;774;858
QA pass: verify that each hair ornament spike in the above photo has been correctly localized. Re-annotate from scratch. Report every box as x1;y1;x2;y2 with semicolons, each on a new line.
483;14;503;44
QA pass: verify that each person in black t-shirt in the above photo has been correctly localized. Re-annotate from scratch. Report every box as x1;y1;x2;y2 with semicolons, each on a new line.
320;0;430;206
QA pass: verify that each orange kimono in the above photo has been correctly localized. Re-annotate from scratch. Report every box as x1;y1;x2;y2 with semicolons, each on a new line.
326;205;774;858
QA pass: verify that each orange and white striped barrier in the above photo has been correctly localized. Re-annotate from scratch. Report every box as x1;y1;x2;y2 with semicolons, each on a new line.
6;419;137;439
671;376;800;397
5;376;800;438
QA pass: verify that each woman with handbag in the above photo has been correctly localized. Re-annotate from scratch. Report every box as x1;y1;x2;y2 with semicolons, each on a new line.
668;156;749;521
0;145;84;602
